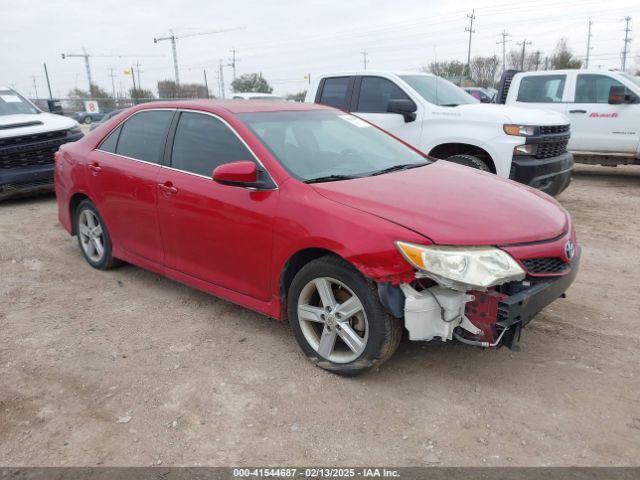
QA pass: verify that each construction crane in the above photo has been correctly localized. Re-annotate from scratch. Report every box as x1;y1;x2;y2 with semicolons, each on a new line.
61;48;162;92
153;27;245;85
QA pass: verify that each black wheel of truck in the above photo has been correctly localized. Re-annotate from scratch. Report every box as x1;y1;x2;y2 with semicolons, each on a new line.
287;256;402;376
446;154;491;172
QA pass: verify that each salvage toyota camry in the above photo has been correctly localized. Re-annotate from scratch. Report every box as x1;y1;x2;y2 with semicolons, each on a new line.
54;100;580;375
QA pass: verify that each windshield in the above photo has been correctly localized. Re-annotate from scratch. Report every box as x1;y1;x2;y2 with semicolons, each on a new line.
400;75;478;106
239;110;429;182
620;73;640;89
0;90;39;116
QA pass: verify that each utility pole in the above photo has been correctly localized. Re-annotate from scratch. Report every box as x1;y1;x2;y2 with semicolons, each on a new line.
517;40;532;70
361;49;368;70
621;16;632;72
154;27;245;86
108;67;117;99
497;30;511;73
465;10;476;77
218;59;226;99
31;76;39;99
585;18;593;68
228;47;239;80
43;63;53;99
134;62;142;90
203;69;209;98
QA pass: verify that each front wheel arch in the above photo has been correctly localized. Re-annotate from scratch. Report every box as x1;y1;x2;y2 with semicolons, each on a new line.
428;142;496;173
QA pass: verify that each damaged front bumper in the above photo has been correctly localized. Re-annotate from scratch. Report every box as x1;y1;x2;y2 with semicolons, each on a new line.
378;250;580;350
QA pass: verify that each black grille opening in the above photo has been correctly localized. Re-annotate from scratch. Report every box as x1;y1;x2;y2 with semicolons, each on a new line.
0;129;70;170
535;140;569;159
540;124;570;135
522;257;569;274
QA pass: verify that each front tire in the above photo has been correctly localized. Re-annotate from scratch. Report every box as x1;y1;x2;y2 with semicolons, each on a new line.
446;154;491;172
287;256;402;376
74;199;120;270
83;116;93;125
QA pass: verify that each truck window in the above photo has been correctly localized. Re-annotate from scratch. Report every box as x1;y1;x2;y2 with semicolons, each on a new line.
575;74;625;103
517;75;566;103
355;77;411;113
318;77;350;110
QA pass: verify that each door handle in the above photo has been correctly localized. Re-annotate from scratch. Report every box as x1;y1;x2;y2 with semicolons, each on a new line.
88;162;102;174
569;109;587;114
158;182;178;195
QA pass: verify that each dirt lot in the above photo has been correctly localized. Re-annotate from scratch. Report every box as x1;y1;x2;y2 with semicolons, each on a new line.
1;164;639;467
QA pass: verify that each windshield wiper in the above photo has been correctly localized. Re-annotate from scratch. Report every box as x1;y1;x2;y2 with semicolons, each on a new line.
303;174;361;184
370;162;429;176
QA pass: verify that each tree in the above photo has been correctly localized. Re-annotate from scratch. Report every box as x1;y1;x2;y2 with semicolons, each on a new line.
129;88;155;101
550;38;582;70
470;55;500;88
157;80;208;99
286;91;306;102
424;60;466;82
89;85;115;110
231;73;273;93
506;49;540;71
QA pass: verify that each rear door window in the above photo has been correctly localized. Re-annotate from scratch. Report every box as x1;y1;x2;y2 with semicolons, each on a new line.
170;112;254;177
517;75;566;103
115;110;174;164
355;76;412;113
575;74;626;103
318;77;351;110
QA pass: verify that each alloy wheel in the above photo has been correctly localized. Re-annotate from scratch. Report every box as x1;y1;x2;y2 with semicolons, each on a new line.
78;209;105;263
297;277;369;363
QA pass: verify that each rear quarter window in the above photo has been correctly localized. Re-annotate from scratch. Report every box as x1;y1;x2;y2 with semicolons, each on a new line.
517;75;566;103
318;77;351;110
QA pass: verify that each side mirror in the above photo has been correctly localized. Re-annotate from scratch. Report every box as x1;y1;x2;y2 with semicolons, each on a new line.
213;161;259;187
608;85;637;104
387;99;417;123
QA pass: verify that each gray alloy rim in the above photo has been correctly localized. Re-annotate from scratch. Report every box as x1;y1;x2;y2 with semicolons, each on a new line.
297;277;369;364
78;209;105;263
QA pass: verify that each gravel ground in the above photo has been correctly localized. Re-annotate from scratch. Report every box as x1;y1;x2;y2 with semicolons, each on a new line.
1;164;639;467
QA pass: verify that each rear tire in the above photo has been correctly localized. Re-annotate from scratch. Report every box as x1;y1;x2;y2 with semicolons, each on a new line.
74;199;121;270
446;154;491;172
83;116;92;125
287;256;402;376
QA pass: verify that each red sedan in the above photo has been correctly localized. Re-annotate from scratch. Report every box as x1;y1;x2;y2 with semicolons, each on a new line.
54;100;579;375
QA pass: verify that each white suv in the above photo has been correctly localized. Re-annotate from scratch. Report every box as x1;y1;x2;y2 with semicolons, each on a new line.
306;71;573;196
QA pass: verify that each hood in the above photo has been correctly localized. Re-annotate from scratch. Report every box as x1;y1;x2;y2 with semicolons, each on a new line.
454;103;569;125
311;161;568;246
0;113;77;138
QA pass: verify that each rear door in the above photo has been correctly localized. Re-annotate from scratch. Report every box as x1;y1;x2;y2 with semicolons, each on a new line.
350;75;422;145
567;73;639;153
511;73;569;116
87;109;174;263
156;110;278;300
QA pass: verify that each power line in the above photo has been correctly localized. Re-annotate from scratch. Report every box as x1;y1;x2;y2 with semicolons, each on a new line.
585;18;593;68
621;16;632;72
153;27;244;85
465;10;476;75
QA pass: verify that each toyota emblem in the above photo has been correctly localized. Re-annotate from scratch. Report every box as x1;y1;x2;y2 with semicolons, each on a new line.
564;241;575;261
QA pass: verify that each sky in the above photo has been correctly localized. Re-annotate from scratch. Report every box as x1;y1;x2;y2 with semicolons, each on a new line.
1;0;639;99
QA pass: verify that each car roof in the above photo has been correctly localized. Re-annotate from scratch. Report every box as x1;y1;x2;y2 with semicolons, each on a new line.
132;99;330;114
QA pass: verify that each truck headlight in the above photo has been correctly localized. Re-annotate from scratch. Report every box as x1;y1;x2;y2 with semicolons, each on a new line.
504;124;537;136
395;241;525;290
514;144;537;155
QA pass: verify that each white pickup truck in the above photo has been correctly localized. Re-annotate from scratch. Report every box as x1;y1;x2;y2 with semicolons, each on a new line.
0;86;83;200
497;69;640;167
305;71;573;195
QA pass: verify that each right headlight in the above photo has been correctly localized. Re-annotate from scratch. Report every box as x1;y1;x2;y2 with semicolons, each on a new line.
395;241;525;290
